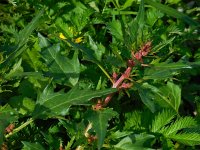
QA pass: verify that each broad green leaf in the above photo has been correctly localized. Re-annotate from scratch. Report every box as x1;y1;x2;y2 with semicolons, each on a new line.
41;43;80;86
137;82;181;113
107;20;123;41
85;108;118;150
144;0;199;26
144;62;192;80
32;85;117;119
160;82;181;112
66;39;100;64
22;141;45;150
137;83;157;112
169;133;200;146
114;134;155;150
151;109;175;133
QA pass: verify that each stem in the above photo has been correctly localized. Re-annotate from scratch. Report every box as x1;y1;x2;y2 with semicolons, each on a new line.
5;118;34;138
97;64;113;84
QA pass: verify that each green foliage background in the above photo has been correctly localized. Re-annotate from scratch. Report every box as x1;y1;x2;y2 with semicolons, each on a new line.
0;0;200;149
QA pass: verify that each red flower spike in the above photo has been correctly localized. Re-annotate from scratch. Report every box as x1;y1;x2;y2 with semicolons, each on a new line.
112;72;118;82
119;83;133;89
127;60;135;67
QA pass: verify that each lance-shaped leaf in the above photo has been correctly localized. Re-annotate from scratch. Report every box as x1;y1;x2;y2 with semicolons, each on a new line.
41;42;80;86
22;141;45;150
144;0;199;26
0;10;43;70
85;108;118;150
32;85;117;119
144;62;192;80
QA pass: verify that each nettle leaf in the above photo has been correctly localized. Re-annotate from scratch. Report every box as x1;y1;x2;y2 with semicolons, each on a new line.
146;7;164;26
32;85;117;119
41;43;80;86
160;117;197;136
169;133;200;146
137;82;181;113
85;108;118;150
151;109;176;133
22;141;45;150
88;35;105;61
107;20;123;41
144;61;192;80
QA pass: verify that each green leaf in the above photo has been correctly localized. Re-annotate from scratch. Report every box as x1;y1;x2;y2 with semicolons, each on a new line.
17;10;44;48
144;0;199;26
9;96;35;115
66;39;100;64
85;108;118;150
151;109;176;133
32;85;117;119
88;35;105;61
144;62;192;80
136;0;145;29
4;58;23;79
107;20;123;41
146;8;164;26
169;133;200;146
137;82;181;113
160;82;181;112
161;117;197;136
121;0;135;10
41;42;80;86
0;10;43;70
137;83;157;112
22;141;45;150
0;105;18;146
38;32;50;48
114;134;155;150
